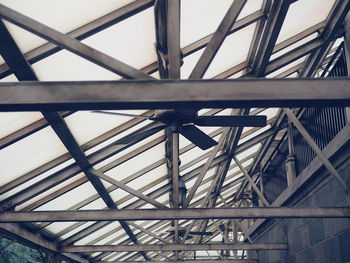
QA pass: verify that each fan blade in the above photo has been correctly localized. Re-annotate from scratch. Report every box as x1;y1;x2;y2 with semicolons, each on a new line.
195;115;267;127
91;110;153;119
179;125;217;150
115;124;168;144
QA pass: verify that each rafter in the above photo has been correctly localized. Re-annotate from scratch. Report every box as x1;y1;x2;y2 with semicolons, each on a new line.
0;3;153;79
189;0;247;78
249;0;293;77
41;112;150;261
59;151;252;250
90;168;168;209
184;129;230;207
0;0;155;79
301;0;350;77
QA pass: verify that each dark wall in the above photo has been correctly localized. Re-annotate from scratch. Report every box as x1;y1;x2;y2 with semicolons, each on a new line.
248;139;350;263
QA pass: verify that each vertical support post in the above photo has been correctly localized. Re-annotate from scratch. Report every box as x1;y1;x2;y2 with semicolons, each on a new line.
171;124;179;260
172;124;179;209
258;167;264;207
285;118;297;186
167;0;181;79
233;220;238;243
222;224;230;259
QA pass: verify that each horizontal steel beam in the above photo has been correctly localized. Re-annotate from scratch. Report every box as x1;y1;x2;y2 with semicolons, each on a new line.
61;243;288;253
1;78;350;111
1;208;349;222
97;260;257;263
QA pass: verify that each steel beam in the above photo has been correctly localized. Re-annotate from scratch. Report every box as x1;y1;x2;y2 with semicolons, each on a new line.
1;208;349;222
0;122;161;211
0;4;152;79
266;38;323;75
321;42;344;77
167;0;181;79
0;0;155;78
250;0;292;77
0;20;36;80
301;0;350;77
0;17;91;262
273;21;326;54
189;0;247;78
61;243;288;253
90;168;167;209
61;155;249;251
97;260;257;263
41;112;149;260
1;78;350;111
245;0;273;72
246;123;350;238
283;108;350;194
233;156;269;206
184;129;230;207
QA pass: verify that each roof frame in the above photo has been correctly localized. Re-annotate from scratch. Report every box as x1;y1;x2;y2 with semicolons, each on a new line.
0;0;349;261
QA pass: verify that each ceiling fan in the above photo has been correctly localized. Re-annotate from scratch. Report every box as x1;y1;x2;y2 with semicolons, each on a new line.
91;109;267;150
90;3;260;150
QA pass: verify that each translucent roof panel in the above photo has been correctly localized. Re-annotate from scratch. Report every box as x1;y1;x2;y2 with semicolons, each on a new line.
181;48;204;79
16;173;86;211
266;55;308;78
4;5;156;81
0;126;67;187
271;32;319;61
0;73;17;82
1;158;75;202
1;0;136;53
98;140;166;183
34;180;99;211
181;0;263;48
75;221;122;245
277;0;336;44
82;7;156;70
64;110;149;146
0;111;43;138
32;49;122;81
204;23;256;79
180;0;233;48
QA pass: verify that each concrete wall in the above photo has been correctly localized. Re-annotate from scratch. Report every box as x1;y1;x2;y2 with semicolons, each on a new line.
248;135;350;263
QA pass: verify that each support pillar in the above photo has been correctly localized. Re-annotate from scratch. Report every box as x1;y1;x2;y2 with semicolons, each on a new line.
220;224;230;259
258;167;264;207
285;119;297;186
